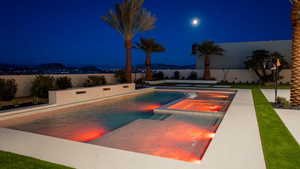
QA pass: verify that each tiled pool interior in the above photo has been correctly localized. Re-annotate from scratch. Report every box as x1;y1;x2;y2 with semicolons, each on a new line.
0;90;235;163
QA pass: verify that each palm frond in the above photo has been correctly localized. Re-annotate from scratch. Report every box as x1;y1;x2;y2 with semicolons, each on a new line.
192;41;224;57
135;38;166;54
101;0;156;39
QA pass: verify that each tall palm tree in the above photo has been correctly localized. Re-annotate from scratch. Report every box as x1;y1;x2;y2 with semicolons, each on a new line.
135;38;166;81
192;41;224;80
102;0;156;82
290;0;300;106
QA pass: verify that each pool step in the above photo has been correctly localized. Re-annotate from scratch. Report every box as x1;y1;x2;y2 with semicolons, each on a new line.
149;114;171;121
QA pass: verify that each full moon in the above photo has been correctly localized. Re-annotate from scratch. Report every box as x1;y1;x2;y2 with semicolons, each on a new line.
191;18;200;27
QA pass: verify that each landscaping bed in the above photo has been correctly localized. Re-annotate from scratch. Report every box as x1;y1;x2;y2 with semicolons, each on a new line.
0;97;48;112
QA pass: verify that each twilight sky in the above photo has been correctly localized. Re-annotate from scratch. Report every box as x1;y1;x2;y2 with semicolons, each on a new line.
1;0;293;66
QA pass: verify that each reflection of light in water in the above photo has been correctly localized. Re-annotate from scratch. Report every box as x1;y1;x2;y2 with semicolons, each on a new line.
39;122;107;142
140;104;161;111
197;93;230;99
141;121;215;162
168;99;223;112
71;128;106;142
165;121;215;141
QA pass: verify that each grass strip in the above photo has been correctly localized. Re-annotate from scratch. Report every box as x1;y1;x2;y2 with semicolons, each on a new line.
0;151;73;169
252;88;300;169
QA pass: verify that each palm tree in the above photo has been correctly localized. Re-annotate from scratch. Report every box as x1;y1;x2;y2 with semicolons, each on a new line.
290;0;300;106
192;41;224;80
102;0;156;82
135;38;166;81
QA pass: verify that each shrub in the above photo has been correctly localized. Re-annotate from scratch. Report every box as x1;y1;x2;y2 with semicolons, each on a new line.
83;76;106;87
31;75;55;98
188;71;198;80
55;77;72;90
114;70;127;83
153;71;164;80
0;79;17;101
276;97;290;109
173;71;180;80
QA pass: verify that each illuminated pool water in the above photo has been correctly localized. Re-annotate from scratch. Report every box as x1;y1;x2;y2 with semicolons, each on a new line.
1;90;234;163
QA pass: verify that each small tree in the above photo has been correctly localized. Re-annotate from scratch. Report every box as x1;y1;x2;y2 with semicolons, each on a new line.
188;71;198;80
173;71;180;80
0;79;17;101
153;71;164;80
55;77;72;90
135;38;166;81
192;41;224;80
114;70;127;83
244;50;289;83
31;75;55;98
83;76;106;87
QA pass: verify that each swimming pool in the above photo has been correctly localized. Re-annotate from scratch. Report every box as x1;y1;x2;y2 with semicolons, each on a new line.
0;90;234;163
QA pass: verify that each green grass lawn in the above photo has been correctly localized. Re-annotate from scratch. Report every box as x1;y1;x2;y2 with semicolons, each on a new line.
252;88;300;169
0;151;73;169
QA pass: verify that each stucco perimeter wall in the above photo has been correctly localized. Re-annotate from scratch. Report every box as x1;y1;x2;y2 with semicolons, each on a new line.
156;69;291;83
0;73;144;97
49;83;135;105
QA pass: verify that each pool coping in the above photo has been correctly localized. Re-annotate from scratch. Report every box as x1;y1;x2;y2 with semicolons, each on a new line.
0;89;266;169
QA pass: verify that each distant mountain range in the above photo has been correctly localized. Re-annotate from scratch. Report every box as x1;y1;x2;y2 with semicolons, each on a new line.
0;63;196;75
134;64;195;69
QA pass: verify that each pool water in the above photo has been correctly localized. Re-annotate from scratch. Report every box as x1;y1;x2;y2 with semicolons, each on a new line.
3;91;186;142
1;90;233;163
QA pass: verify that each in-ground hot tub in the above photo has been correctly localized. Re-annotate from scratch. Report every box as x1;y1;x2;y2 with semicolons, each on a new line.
0;89;236;163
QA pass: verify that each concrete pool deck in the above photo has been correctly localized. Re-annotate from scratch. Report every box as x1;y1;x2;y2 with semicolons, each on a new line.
0;89;266;169
261;89;300;144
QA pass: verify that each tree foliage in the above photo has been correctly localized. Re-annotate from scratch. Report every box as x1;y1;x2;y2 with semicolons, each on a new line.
244;50;289;83
101;0;156;40
31;75;55;98
192;41;224;80
135;38;165;54
0;79;17;101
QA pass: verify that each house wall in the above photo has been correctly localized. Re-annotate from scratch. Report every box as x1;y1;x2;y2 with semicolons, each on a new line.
196;40;292;69
155;69;291;83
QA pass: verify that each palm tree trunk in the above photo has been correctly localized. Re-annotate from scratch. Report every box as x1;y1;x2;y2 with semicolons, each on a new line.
290;2;300;107
145;53;152;81
203;55;211;80
125;39;132;83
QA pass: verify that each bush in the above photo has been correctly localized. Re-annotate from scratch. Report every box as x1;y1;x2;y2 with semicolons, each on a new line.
114;70;127;83
0;79;17;101
173;71;180;80
188;71;198;80
153;71;164;80
55;77;72;90
31;75;55;98
83;76;106;87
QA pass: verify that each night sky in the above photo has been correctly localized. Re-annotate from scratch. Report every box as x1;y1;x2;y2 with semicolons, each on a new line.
1;0;293;66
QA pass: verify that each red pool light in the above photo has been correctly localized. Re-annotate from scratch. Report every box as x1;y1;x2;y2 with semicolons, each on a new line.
141;104;161;111
38;122;107;142
196;93;230;99
71;129;106;142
